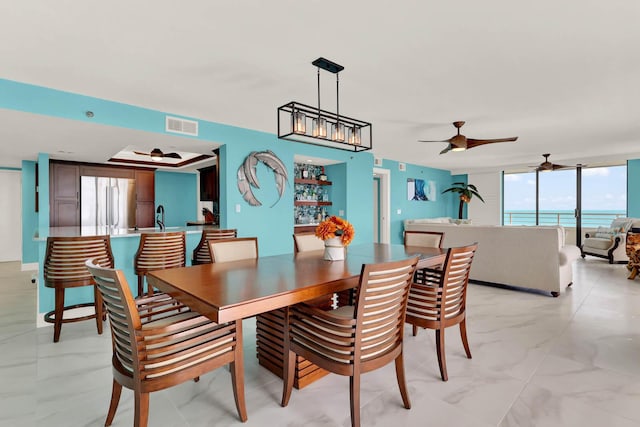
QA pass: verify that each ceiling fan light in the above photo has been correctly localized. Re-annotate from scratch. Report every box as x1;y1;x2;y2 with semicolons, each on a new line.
150;156;162;162
451;146;466;152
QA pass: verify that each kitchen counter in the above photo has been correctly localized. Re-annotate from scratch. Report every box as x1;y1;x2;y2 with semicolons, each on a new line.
34;225;214;241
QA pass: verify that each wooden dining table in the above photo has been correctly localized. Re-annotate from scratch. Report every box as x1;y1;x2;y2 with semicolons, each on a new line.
147;243;446;388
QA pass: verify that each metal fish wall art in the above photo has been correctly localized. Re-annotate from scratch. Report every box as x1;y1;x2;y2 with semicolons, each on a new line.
237;150;289;207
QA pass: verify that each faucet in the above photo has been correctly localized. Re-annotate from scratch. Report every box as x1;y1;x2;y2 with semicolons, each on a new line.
156;205;165;230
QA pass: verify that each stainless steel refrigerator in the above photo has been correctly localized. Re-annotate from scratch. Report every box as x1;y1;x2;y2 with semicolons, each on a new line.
81;176;136;229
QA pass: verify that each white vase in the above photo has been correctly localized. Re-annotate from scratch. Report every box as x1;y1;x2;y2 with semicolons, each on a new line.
323;237;345;261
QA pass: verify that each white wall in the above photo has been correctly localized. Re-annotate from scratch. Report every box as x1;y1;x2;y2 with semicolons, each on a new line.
0;170;22;261
468;171;502;225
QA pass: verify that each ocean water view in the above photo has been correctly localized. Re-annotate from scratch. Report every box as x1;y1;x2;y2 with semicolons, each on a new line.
503;210;626;228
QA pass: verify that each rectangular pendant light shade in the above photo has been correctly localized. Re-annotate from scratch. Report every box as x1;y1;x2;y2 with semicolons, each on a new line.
292;110;306;134
348;126;361;146
312;117;327;138
332;122;345;142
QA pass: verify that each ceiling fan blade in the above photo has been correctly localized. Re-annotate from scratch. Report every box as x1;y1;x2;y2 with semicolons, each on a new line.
439;145;453;155
133;151;150;156
418;139;451;143
466;137;518;149
164;152;182;159
551;164;571;170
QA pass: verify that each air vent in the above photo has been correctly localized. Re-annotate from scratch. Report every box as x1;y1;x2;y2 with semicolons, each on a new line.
374;157;383;167
165;116;199;136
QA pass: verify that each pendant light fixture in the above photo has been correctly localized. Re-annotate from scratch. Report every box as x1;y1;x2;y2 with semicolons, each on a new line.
277;57;372;152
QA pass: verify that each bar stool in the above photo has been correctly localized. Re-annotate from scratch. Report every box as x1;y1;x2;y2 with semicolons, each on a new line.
43;235;114;342
192;228;237;265
134;231;186;296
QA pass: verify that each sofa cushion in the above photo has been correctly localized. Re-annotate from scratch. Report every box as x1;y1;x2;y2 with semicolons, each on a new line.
584;236;615;250
594;226;617;239
410;217;453;224
450;218;472;225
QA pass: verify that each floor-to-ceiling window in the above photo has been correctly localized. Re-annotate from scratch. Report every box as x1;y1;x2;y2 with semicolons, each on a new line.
503;165;627;244
503;172;536;225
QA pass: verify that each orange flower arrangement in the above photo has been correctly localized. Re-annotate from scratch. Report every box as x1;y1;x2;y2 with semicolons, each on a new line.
315;216;355;246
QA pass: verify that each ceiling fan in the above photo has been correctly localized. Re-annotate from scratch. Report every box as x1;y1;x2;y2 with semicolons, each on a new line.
531;153;571;172
133;148;182;161
418;121;518;154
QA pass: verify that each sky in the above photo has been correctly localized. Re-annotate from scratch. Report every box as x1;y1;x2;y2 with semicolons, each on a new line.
503;165;627;212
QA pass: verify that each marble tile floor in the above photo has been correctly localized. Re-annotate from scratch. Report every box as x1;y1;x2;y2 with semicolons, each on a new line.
1;259;639;427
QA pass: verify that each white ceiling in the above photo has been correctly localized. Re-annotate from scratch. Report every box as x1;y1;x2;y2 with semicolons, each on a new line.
2;1;639;174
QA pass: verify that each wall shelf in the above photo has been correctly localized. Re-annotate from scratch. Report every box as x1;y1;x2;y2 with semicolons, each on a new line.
294;178;332;186
294;201;332;207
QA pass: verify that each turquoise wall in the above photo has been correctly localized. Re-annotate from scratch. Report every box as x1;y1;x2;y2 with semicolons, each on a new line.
376;159;454;243
221;135;373;256
628;159;640;217
326;163;347;218
21;161;39;263
155;171;198;227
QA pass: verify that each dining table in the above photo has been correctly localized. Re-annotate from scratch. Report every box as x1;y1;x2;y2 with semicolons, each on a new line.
147;243;446;388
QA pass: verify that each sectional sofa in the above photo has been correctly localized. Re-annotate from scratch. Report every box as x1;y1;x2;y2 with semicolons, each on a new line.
403;219;582;296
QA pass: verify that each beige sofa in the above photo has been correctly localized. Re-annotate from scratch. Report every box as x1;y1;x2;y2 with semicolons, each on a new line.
403;219;582;297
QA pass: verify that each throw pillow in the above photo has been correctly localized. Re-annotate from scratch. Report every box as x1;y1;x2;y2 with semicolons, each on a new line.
594;226;616;240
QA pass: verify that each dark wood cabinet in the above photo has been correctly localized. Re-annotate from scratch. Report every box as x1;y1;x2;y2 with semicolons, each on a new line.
135;170;155;228
49;160;156;228
50;162;80;226
199;166;217;202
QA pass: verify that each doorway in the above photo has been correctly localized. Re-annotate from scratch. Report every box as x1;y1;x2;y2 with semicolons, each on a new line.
0;170;22;262
373;168;390;244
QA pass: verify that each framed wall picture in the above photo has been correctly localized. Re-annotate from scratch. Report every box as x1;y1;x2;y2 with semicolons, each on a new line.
407;178;436;201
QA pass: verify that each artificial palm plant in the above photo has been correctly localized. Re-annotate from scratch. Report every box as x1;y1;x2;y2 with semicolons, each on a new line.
442;182;484;219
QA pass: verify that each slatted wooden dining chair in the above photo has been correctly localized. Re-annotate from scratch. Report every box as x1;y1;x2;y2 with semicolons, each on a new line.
281;256;420;427
134;231;185;296
405;243;478;381
209;237;258;263
404;230;445;248
293;232;325;253
403;230;446;335
192;228;237;265
43;235;114;342
86;259;247;427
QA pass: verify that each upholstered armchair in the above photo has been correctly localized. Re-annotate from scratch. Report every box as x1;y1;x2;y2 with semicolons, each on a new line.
581;218;640;264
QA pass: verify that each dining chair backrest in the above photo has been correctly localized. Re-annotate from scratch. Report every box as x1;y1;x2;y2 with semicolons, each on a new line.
404;230;444;248
209;237;258;263
192;228;237;264
352;257;419;363
134;231;186;273
134;231;186;296
44;235;114;287
407;243;477;327
293;232;325;253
